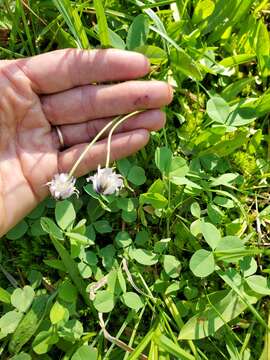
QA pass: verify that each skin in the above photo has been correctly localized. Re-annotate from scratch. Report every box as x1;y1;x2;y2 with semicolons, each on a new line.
0;48;173;237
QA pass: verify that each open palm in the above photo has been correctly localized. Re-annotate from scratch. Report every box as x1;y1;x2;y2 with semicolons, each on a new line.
0;49;172;236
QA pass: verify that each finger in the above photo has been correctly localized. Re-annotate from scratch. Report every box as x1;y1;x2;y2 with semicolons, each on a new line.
17;48;150;94
42;81;173;125
58;129;150;176
52;109;165;148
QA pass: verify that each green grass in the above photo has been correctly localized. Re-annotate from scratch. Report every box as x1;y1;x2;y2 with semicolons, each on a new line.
1;0;270;359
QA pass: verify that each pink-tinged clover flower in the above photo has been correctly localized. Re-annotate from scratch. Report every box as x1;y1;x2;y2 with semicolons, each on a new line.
87;166;123;195
47;173;78;200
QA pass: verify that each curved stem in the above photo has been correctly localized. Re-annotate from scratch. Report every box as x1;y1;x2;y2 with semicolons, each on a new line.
105;110;144;168
68;116;121;178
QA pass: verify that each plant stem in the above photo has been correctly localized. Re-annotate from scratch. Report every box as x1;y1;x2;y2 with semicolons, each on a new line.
68;116;121;178
105;110;144;168
69;110;145;178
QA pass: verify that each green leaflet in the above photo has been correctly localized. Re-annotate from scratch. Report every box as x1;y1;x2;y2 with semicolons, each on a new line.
179;288;261;340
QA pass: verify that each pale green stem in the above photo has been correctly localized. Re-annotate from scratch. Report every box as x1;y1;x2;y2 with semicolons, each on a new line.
105;110;144;168
68;116;121;178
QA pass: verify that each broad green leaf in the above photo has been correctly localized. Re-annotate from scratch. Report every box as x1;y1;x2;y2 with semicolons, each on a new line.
154;238;170;254
27;270;42;289
211;173;239;187
207;203;224;224
147;179;165;194
215;236;246;262
169;156;189;178
202;0;237;38
115;231;132;248
93;0;110;47
199;131;247;157
219;54;255;67
50;301;68;324
256;20;270;82
55;200;76;230
85;251;98;266
6;220;28;240
127;166;146;185
163;255;181;278
66;232;94;245
121;292;144;312
179;289;261;340
108;28;125;49
0;310;23;336
33;330;59;355
190;219;203;237
192;0;214;24
214;196;235;208
87;199;105;222
216;236;245;251
131;248;159;266
59;279;78;303
139;192;168;209
201;223;221;250
117;158;132;177
78;262;92;279
217;268;267;330
155;147;172;175
222;78;255;101
40;217;64;240
227;110;256;127
206;96;230;124
135;230;149;246
171;48;202;80
190;202;201;218
93;220;112;234
99;245;116;270
60;319;83;342
240;257;257;278
107;269;121;296
93;290;114;313
189;249;215;277
259;205;270;218
0;287;11;304
116;198;134;212
122;209;137;223
246;275;270;295
254;93;270;117
127;14;149;50
170;177;202;189
135;45;167;64
11;286;35;313
71;345;98;360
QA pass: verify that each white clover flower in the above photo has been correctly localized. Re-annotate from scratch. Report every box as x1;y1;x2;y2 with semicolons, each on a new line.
87;166;124;195
47;173;79;200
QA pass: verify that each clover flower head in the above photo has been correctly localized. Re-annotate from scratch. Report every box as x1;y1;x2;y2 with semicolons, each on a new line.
47;173;79;200
87;165;124;195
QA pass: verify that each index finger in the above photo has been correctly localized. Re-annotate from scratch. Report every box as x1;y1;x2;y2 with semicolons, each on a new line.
17;48;150;94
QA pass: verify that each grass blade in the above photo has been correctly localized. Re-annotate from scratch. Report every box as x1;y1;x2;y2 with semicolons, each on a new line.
50;236;90;306
93;0;110;47
53;0;89;49
154;334;195;360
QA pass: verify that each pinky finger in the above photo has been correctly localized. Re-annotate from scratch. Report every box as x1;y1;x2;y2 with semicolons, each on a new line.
58;129;150;177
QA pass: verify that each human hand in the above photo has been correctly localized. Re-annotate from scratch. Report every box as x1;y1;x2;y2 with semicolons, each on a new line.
0;49;173;236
